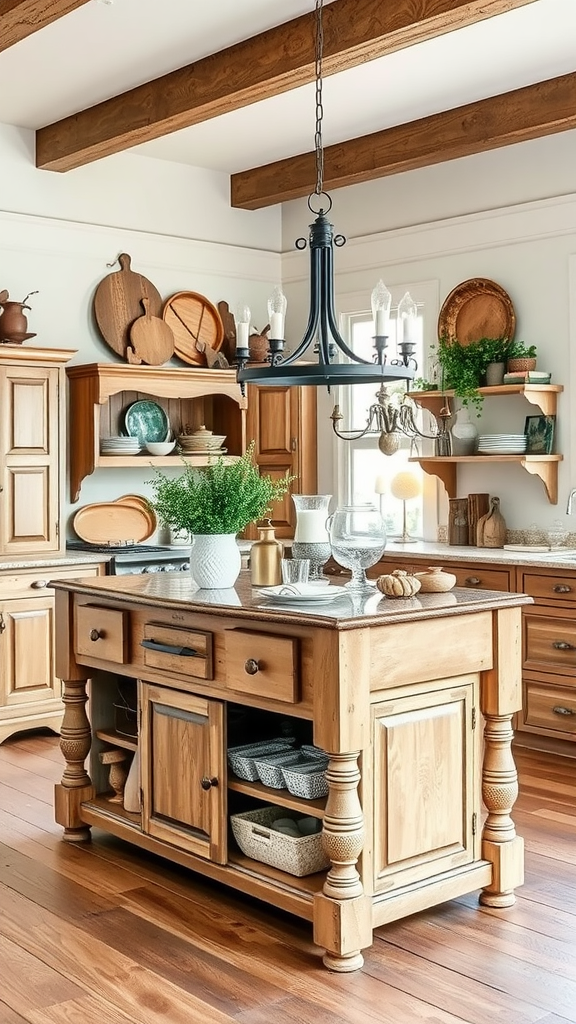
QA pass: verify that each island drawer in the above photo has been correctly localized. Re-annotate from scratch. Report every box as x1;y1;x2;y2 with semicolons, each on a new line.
518;571;576;605
224;629;299;703
140;622;214;679
75;604;128;663
523;678;576;736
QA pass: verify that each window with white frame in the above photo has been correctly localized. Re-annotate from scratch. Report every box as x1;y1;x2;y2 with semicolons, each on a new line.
334;281;439;541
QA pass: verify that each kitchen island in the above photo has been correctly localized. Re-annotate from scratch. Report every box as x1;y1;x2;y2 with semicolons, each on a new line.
52;572;530;972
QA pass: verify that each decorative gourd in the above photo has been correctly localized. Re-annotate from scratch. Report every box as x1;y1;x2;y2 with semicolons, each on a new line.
376;569;421;598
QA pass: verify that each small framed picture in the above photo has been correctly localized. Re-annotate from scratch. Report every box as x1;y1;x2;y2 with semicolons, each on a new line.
524;415;556;455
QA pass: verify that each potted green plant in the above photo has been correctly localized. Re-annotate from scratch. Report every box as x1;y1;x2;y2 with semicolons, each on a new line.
147;441;293;588
507;341;537;373
436;336;512;412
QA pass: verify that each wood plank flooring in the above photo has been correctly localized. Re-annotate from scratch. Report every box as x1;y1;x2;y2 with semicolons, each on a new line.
0;734;574;1024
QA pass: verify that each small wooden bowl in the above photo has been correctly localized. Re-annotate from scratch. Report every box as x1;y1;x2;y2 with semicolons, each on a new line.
415;566;457;593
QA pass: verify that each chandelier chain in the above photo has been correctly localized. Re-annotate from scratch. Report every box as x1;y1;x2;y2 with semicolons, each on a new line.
314;0;324;195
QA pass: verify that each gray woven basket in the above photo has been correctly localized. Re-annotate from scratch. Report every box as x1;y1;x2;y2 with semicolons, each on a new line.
230;805;329;876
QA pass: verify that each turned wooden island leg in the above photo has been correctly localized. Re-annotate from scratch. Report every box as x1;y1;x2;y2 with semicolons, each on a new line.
480;606;524;907
313;751;372;972
54;675;95;842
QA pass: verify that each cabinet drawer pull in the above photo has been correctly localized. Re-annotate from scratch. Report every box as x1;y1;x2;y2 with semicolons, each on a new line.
552;705;576;716
31;579;48;589
553;585;572;593
89;628;102;641
465;576;481;586
552;641;576;651
201;776;218;790
244;658;260;675
141;638;198;657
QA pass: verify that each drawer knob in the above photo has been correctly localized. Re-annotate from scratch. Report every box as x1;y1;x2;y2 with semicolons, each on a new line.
552;705;576;716
89;628;102;642
244;658;260;675
553;585;572;593
552;641;576;651
465;576;481;586
201;776;218;790
31;579;48;589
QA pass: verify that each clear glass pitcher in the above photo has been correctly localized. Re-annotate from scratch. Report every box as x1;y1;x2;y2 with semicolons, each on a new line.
291;494;332;579
327;504;387;591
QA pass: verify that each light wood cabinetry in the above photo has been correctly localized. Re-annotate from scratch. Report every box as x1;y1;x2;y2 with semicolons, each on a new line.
66;363;248;502
407;385;563;503
0;562;103;743
0;346;75;553
52;574;526;971
245;384;317;538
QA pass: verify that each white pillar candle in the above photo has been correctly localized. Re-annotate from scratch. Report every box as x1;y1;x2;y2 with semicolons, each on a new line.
374;310;387;336
236;321;250;348
294;509;329;542
374;475;387;495
269;311;284;338
403;317;416;344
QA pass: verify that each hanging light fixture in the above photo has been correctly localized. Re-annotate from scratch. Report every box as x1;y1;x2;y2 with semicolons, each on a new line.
236;0;414;393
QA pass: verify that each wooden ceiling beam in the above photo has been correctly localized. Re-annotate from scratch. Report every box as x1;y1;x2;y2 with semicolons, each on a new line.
0;0;91;53
35;0;537;172
231;73;576;210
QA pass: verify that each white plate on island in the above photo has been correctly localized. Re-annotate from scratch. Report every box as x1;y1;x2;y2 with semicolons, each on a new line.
258;584;344;604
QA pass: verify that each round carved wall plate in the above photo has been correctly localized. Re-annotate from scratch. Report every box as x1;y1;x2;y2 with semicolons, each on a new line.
438;278;516;346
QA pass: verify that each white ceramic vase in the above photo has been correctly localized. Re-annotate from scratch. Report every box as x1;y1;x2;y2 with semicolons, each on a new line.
450;406;478;456
189;533;241;589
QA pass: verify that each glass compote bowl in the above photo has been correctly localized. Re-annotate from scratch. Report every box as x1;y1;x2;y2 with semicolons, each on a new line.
328;504;387;591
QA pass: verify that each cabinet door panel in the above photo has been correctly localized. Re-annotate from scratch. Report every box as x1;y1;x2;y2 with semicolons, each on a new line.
372;679;479;893
0;597;59;709
141;683;226;862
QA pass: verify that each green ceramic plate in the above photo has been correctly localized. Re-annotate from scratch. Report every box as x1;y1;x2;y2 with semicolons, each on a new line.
124;401;170;447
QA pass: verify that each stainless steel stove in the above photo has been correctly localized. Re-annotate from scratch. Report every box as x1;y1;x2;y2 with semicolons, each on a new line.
66;542;191;575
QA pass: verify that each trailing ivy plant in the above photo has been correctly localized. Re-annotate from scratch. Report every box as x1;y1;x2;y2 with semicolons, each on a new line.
147;441;294;535
435;335;512;413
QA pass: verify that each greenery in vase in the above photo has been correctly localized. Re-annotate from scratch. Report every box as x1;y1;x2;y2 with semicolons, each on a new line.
147;441;293;535
435;335;513;412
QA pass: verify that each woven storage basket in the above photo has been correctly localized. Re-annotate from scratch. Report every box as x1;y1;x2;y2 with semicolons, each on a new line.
300;743;328;760
230;805;329;876
253;750;303;789
282;758;329;799
227;739;294;781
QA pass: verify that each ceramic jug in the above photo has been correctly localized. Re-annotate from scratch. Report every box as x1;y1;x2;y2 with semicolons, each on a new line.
0;300;31;342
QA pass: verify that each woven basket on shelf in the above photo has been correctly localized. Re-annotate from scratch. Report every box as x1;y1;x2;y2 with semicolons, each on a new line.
507;357;537;372
230;805;329;876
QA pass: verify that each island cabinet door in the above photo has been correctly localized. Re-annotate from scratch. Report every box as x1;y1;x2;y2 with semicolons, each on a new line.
370;677;480;894
140;682;226;863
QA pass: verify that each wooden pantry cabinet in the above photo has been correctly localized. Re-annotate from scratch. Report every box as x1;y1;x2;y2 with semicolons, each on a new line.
52;573;526;972
0;346;75;554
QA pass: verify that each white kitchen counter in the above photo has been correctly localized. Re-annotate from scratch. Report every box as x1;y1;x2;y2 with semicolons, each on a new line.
377;540;576;570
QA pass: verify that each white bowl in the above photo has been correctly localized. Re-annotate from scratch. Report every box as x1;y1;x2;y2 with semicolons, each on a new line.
145;441;176;456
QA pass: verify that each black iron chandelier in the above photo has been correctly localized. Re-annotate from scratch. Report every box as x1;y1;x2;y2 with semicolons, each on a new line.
236;0;415;393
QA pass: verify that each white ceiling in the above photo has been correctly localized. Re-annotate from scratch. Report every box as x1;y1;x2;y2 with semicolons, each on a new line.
1;0;575;176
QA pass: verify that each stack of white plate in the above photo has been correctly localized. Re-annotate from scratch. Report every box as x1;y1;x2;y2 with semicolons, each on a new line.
477;434;527;455
178;433;227;455
100;436;141;455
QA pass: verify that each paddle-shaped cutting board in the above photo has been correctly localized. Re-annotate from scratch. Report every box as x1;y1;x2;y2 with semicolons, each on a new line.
93;253;163;359
127;297;174;365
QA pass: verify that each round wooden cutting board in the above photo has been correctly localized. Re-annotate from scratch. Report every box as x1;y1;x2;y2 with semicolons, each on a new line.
163;291;224;366
94;253;163;359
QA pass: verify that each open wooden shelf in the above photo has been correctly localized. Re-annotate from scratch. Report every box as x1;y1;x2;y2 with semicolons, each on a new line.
228;778;325;818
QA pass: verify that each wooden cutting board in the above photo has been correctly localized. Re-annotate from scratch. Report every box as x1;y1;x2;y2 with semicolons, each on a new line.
73;502;155;545
163;291;224;366
94;253;163;359
127;297;174;365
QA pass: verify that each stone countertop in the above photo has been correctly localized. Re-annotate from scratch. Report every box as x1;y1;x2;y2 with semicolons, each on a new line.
375;540;576;571
0;552;113;571
50;570;530;631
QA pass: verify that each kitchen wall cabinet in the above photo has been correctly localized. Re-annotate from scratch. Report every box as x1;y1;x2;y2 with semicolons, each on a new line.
245;383;317;538
407;385;563;503
52;574;525;971
0;346;75;553
66;363;248;502
0;562;103;743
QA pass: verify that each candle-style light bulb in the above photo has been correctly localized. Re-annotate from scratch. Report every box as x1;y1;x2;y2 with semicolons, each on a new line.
398;291;418;345
267;286;287;339
235;303;251;354
371;280;391;337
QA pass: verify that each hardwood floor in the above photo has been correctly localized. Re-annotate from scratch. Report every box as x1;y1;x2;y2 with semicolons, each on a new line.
0;734;575;1024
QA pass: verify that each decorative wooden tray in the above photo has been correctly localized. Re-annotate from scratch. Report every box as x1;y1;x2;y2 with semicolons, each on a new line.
438;278;516;345
163;291;224;366
72;502;155;544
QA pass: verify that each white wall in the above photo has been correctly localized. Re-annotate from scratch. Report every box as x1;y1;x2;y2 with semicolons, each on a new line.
0;122;282;535
281;132;576;535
